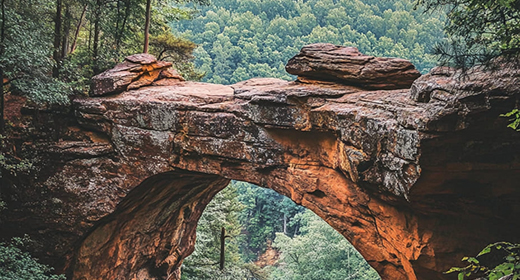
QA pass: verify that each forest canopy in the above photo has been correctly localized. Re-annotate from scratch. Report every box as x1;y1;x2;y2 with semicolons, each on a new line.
0;0;207;134
176;0;446;84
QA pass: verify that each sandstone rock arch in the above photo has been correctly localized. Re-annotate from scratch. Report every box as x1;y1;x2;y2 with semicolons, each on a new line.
2;46;520;280
71;77;422;279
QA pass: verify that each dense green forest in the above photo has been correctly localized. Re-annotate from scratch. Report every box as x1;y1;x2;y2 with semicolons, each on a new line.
181;182;380;280
3;0;519;278
176;0;446;84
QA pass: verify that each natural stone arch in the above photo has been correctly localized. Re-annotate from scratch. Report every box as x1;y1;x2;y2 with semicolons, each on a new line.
70;168;381;280
71;78;421;279
2;47;520;280
70;127;415;280
70;72;519;280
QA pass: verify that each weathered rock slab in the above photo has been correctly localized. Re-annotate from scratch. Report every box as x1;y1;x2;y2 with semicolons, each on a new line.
90;54;185;96
286;43;421;89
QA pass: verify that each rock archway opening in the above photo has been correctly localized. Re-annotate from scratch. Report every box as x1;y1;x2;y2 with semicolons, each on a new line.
181;180;381;280
71;169;384;280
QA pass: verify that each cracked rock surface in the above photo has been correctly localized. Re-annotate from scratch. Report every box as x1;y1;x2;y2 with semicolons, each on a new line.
1;49;520;280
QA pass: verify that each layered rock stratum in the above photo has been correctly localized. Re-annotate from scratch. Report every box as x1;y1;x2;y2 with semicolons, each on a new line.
1;45;519;280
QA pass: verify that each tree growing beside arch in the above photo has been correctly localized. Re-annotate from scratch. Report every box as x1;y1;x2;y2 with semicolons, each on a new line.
418;0;520;130
418;0;520;70
143;0;210;54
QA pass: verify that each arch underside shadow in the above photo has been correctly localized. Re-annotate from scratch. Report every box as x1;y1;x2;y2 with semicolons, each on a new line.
72;171;230;280
73;163;408;280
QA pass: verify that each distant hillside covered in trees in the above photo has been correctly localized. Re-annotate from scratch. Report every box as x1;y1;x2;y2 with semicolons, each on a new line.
176;0;446;84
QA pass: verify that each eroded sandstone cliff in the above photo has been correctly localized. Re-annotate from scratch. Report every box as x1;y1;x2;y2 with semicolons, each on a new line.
1;44;519;280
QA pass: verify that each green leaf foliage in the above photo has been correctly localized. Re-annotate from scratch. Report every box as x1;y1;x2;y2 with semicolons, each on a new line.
0;0;71;105
233;181;304;261
0;0;204;106
418;0;520;69
176;0;446;84
0;236;65;280
446;242;520;280
183;182;380;280
0;134;32;176
181;183;264;280
270;210;381;280
500;109;520;131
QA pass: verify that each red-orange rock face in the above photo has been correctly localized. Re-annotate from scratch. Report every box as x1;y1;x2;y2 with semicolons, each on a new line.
1;49;520;280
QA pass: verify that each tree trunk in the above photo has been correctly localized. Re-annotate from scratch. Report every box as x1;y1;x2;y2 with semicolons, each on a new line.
87;11;91;51
0;68;4;135
283;213;287;235
143;0;151;53
53;0;62;78
219;227;225;270
0;0;6;135
93;0;101;74
70;4;87;53
61;4;71;59
116;0;130;49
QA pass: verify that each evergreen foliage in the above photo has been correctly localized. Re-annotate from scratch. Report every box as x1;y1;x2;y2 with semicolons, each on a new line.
0;0;203;133
181;184;262;280
54;0;204;85
234;181;304;261
416;0;520;130
176;0;446;84
418;0;520;70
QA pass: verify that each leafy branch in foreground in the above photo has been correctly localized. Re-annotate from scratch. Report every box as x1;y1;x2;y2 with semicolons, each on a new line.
446;242;520;280
500;109;520;131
